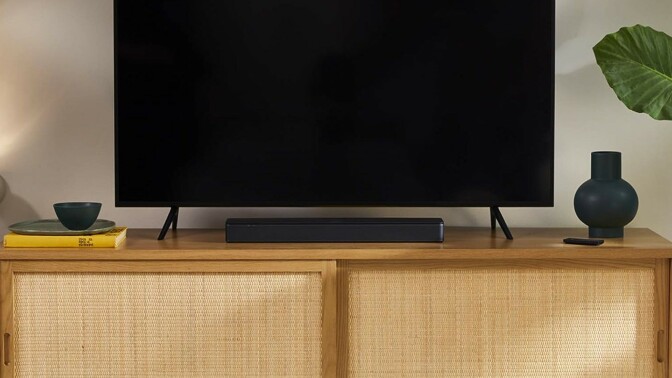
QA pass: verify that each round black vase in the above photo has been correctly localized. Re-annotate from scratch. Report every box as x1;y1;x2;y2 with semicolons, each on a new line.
574;151;638;238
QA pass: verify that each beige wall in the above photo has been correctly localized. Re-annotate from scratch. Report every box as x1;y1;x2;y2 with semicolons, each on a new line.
1;0;672;239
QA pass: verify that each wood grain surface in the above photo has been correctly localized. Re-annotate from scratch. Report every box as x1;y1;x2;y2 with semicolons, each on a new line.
1;228;671;260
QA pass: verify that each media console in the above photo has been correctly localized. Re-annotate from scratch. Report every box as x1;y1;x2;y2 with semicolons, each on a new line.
2;228;670;377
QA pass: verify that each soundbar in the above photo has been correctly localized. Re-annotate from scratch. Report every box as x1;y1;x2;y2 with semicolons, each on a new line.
225;218;445;243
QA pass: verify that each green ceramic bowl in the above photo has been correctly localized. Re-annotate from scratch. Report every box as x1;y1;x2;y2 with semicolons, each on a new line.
53;202;102;230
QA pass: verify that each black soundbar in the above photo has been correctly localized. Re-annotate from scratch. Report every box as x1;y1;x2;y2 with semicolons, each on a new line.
225;218;445;243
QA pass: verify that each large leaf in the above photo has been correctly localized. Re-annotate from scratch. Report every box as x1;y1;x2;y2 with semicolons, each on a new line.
593;25;672;120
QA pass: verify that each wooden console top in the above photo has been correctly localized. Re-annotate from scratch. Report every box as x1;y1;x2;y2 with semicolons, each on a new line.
2;227;672;260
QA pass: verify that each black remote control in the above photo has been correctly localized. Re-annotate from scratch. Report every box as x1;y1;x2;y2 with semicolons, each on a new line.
563;238;604;246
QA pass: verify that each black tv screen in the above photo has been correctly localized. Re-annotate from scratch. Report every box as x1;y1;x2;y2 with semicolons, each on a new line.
115;0;554;207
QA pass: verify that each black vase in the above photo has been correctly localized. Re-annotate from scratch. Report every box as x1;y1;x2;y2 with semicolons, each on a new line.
574;151;638;238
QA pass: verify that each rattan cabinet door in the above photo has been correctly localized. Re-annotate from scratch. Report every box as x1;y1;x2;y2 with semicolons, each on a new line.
341;260;667;377
1;261;336;378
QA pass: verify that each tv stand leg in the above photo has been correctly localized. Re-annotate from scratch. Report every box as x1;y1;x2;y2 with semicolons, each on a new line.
158;206;179;240
490;206;513;240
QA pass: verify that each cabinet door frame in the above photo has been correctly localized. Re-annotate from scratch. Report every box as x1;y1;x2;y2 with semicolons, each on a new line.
0;260;337;378
338;258;669;378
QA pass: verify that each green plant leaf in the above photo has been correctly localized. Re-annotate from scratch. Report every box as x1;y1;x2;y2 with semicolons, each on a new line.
593;25;672;120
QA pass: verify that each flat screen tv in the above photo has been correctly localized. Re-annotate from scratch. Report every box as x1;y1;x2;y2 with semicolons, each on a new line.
115;0;554;211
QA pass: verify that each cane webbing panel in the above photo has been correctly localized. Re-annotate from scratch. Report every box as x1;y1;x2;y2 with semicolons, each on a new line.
13;272;322;377
347;267;656;377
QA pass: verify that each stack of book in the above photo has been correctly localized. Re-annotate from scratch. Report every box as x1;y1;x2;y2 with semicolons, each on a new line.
4;227;127;248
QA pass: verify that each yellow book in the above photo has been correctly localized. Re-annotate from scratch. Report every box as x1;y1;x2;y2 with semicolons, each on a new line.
3;227;127;248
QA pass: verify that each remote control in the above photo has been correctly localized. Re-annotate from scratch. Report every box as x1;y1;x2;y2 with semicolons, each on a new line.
563;238;604;246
